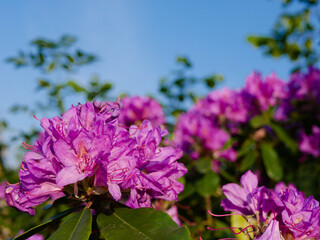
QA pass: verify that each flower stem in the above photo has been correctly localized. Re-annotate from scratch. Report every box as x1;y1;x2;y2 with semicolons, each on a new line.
205;196;213;226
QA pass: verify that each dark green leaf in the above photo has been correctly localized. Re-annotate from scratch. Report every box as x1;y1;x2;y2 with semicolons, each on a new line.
176;56;191;68
304;38;312;50
178;94;184;101
59;35;76;47
48;208;92;240
195;158;211;174
287;43;301;60
66;81;86;93
249;115;267;128
174;78;185;88
47;62;55;72
76;50;84;57
269;122;298;153
204;77;215;88
66;55;75;63
31;39;57;48
100;83;112;92
237;140;255;158
239;150;258;171
178;183;195;201
63;64;71;71
97;207;191;240
195;171;220;197
204;74;223;88
38;79;51;88
14;207;82;240
222;137;235;150
39;53;44;64
261;142;283;181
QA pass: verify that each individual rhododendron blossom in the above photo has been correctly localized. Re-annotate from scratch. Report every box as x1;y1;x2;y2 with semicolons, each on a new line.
211;171;320;239
256;219;281;240
118;96;165;128
6;101;187;215
299;126;320;157
274;182;320;239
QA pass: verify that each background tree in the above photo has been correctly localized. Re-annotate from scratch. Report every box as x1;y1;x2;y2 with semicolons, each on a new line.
248;0;320;71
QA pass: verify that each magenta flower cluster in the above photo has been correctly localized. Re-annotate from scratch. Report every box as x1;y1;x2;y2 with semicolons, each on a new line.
5;101;187;215
276;68;320;158
173;68;320;166
275;67;320;122
173;72;285;163
118;96;166;128
221;171;320;239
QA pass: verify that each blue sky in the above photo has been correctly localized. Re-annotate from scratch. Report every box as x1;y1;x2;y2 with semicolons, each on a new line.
0;1;293;166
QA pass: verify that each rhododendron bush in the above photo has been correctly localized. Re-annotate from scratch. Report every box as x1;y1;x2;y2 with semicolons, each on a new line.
2;67;320;240
2;36;320;240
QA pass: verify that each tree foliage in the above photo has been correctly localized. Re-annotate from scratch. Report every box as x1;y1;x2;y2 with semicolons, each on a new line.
248;0;320;71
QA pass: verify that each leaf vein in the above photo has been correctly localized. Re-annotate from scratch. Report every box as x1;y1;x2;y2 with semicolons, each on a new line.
113;212;152;240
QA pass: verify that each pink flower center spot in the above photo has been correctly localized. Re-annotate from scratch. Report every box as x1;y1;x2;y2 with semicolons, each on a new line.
76;143;94;173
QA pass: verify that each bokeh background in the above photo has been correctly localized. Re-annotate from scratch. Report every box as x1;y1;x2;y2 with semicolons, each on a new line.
0;1;295;169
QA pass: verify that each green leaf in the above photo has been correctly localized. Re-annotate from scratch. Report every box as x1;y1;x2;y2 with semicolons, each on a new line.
97;207;191;240
67;55;75;63
249;115;266;128
39;53;45;64
304;38;312;50
66;81;87;93
48;208;92;240
195;171;220;197
38;79;51;88
76;50;84;57
204;77;216;88
287;43;301;60
237;140;255;158
176;56;191;68
261;142;283;181
14;207;82;240
195;158;211;174
239;150;258;171
100;83;112;92
178;183;195;201
222;137;235;150
47;62;55;72
174;78;185;88
247;36;272;47
269;122;298;153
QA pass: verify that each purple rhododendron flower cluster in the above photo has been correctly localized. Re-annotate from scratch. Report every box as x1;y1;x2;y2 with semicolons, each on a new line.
275;67;320;122
174;67;320;170
221;171;320;239
273;68;320;157
173;72;285;165
5;100;187;215
119;96;165;128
